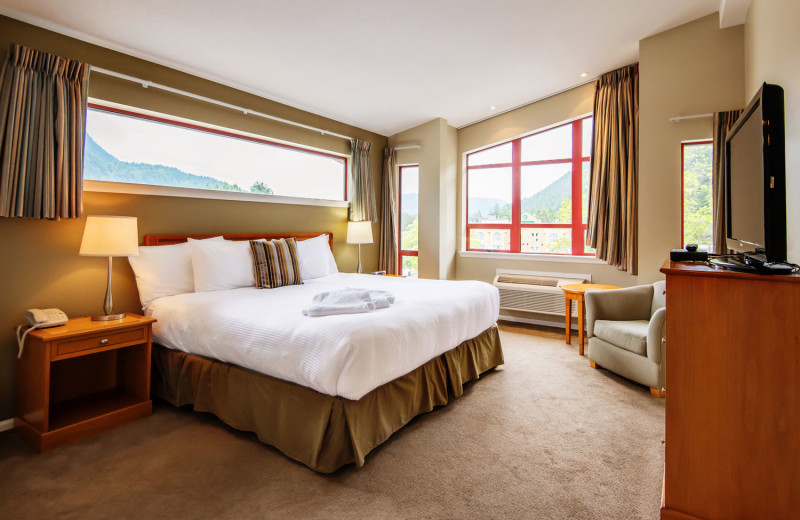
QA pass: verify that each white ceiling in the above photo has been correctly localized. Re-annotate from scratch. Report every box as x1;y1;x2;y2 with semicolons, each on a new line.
0;0;726;136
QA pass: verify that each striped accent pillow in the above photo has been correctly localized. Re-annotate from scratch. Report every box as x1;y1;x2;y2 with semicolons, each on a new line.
249;238;303;289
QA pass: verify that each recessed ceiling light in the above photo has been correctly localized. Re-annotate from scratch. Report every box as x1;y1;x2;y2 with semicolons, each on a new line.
580;72;588;78
489;105;497;110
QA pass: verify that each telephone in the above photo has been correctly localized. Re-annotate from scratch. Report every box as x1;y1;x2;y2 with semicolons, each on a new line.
16;308;68;358
26;308;68;328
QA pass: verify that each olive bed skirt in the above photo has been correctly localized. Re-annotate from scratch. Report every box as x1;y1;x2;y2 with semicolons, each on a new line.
151;324;504;473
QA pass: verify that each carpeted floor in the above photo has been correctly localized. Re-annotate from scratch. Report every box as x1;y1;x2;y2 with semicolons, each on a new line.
0;322;665;520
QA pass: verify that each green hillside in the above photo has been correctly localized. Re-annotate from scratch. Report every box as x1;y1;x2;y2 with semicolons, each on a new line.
83;135;246;192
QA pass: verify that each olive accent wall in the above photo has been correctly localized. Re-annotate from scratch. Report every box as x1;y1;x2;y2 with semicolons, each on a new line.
0;15;386;420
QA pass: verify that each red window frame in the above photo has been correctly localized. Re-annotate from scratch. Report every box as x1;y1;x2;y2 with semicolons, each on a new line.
87;102;349;200
681;139;713;248
398;165;419;274
465;117;592;255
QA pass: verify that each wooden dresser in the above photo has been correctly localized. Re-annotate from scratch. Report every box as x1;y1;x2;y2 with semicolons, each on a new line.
660;260;800;520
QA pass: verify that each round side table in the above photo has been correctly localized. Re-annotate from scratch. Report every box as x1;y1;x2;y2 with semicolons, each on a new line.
561;283;621;356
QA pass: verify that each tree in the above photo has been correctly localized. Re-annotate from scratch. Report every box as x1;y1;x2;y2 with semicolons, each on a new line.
401;216;418;252
250;181;274;194
683;144;713;249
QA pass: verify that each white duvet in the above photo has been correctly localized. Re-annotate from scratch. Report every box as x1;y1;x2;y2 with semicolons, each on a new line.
147;273;499;400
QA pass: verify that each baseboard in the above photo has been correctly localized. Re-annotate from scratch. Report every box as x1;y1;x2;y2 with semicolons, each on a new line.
0;418;14;432
499;314;576;330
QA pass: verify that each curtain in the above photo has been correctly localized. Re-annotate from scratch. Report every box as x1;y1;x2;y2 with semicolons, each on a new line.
0;44;89;219
711;110;742;254
587;64;639;274
349;138;377;222
378;147;398;274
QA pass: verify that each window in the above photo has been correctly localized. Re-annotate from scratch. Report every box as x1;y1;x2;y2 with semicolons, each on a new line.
681;141;713;251
466;116;593;255
399;165;419;277
84;103;347;201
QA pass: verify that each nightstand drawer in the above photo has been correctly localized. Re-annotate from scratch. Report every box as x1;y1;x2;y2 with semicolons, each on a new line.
54;327;145;358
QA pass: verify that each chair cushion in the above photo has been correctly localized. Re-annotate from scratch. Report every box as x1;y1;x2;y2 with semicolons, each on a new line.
593;319;649;356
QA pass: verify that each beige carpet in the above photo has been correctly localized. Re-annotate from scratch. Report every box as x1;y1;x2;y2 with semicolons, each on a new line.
0;323;665;520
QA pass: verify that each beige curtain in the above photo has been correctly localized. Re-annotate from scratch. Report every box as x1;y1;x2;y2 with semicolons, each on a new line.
378;147;398;274
711;110;742;254
349;138;377;222
587;64;639;274
0;44;89;219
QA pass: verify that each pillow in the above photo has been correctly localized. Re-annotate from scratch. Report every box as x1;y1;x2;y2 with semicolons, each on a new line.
188;238;256;292
249;238;302;289
296;234;339;280
127;236;223;309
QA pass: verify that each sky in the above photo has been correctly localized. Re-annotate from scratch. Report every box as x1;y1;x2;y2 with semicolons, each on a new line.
86;109;346;200
467;118;592;202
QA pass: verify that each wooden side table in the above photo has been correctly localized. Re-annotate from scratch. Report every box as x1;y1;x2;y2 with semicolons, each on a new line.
561;283;620;356
15;313;156;452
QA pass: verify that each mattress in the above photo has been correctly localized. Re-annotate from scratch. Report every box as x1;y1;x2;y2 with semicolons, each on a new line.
147;273;500;400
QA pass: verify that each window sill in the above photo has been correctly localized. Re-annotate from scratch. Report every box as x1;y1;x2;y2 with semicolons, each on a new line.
84;180;350;208
458;250;606;264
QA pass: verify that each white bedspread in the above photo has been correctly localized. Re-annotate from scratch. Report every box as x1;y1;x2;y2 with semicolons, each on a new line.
147;273;499;400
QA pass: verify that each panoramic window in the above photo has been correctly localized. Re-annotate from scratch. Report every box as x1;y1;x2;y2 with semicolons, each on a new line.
399;165;419;277
84;104;347;201
466;116;593;255
681;140;713;251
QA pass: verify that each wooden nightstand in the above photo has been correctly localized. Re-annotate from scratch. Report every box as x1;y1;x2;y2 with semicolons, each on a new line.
15;313;156;452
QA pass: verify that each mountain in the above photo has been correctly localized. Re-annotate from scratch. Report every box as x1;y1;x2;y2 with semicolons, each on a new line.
467;197;510;216
83;135;244;191
521;171;571;215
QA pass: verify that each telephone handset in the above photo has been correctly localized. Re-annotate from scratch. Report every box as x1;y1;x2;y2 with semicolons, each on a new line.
17;308;68;358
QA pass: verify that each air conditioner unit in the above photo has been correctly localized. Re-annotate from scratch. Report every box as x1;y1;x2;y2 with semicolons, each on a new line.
493;271;589;321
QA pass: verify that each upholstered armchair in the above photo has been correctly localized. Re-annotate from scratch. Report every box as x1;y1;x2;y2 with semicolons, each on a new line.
584;281;666;397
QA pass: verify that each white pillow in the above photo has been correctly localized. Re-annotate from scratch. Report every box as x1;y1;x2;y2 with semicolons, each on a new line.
127;235;223;309
296;234;338;280
188;238;255;292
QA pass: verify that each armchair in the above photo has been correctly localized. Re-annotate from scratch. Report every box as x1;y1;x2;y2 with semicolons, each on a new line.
584;281;666;397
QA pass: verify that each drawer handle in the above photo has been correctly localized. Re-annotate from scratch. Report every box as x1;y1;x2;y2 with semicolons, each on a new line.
100;338;109;345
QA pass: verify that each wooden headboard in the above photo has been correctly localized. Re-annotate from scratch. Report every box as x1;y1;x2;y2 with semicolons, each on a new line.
143;232;334;251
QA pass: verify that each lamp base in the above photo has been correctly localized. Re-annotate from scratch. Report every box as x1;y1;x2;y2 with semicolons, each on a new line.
91;313;127;321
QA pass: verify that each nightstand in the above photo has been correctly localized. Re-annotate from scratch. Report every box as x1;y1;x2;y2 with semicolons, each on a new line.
15;313;156;452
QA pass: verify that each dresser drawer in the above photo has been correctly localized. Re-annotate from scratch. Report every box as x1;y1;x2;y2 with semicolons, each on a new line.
53;327;146;358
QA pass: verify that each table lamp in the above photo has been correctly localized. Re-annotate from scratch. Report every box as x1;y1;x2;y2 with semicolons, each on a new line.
346;221;373;274
79;215;139;321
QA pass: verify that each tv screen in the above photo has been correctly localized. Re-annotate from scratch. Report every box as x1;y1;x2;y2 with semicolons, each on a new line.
725;83;786;263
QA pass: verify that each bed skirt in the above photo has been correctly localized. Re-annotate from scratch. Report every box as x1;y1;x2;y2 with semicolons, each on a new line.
150;323;503;473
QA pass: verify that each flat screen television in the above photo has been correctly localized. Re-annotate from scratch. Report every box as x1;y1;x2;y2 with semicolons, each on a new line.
725;82;786;264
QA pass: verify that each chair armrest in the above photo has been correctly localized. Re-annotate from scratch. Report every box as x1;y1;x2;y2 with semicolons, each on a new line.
585;285;654;338
646;307;666;363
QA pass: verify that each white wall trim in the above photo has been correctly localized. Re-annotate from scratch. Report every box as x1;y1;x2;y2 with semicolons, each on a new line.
84;180;350;208
496;268;592;282
0;418;13;433
460;250;606;264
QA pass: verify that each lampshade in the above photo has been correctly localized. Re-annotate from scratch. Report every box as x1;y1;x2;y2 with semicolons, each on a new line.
346;221;373;245
79;215;139;257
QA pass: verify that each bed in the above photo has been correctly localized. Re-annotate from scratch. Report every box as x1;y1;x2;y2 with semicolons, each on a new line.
137;232;504;472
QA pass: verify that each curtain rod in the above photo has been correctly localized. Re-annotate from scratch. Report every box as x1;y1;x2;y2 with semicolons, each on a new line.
669;113;713;123
394;145;421;150
90;66;356;141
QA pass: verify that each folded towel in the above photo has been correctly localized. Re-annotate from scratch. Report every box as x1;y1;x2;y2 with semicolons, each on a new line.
303;287;396;317
302;301;376;317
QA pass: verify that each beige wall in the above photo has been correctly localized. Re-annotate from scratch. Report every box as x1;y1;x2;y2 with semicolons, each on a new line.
0;16;387;420
744;0;800;264
638;13;744;282
389;118;458;280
